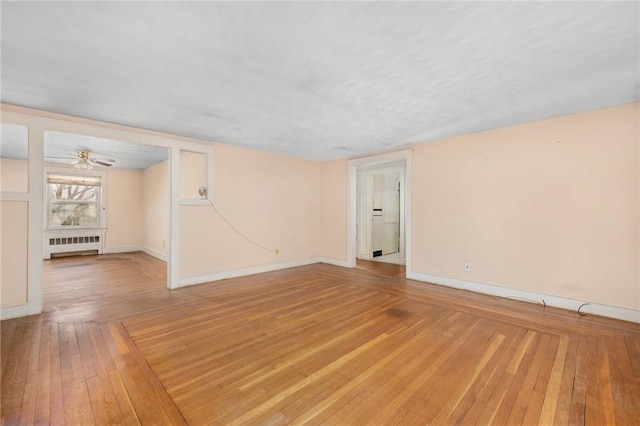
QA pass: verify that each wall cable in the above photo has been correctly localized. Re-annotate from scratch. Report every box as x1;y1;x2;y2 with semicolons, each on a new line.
205;198;278;254
578;302;590;317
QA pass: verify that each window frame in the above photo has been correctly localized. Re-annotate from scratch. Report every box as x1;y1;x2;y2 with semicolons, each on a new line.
44;168;107;231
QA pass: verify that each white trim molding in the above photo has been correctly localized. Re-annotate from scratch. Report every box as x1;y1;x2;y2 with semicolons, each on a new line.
27;123;44;316
1;304;29;320
179;257;319;288
141;247;168;262
407;271;640;324
168;147;180;289
318;257;351;268
103;246;143;254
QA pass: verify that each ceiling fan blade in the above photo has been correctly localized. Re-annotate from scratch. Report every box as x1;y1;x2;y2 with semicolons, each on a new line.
44;155;76;159
92;158;116;163
92;160;113;167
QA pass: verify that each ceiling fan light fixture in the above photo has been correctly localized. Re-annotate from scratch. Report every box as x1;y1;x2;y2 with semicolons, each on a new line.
73;160;93;170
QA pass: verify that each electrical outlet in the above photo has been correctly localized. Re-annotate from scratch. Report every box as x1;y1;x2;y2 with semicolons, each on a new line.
464;262;471;272
162;240;166;249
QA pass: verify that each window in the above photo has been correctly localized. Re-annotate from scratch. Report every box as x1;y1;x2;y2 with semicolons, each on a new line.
47;173;103;229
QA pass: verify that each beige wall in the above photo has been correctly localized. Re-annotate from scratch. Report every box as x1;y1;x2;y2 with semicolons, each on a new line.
179;151;207;199
2;103;637;317
411;103;639;310
142;160;169;259
318;160;348;261
179;144;321;278
105;168;144;250
1;158;29;192
1;201;28;308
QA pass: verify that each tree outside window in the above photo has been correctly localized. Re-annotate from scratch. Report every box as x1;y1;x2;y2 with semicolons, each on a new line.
47;174;102;228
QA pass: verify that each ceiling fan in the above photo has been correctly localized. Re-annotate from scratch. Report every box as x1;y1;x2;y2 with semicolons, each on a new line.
46;150;116;170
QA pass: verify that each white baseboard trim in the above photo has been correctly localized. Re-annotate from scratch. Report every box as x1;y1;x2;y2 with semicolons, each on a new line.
179;257;320;288
1;304;28;320
103;246;142;254
141;247;168;262
318;257;352;268
407;271;640;324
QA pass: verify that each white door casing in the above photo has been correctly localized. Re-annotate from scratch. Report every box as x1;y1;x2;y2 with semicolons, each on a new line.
348;149;411;269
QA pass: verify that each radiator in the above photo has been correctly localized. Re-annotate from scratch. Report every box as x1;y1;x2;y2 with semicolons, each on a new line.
44;230;105;259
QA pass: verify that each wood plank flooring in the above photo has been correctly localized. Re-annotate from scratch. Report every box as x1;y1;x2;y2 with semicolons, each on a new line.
2;252;639;425
356;258;405;277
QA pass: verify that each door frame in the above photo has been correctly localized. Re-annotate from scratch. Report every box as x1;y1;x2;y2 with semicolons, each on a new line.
347;149;412;273
357;165;405;263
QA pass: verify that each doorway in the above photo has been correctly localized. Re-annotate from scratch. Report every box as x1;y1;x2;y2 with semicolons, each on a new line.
42;130;170;284
347;149;412;273
356;166;404;265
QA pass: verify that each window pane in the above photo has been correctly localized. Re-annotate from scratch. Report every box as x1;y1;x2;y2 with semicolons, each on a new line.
50;202;98;227
49;184;98;202
46;173;102;229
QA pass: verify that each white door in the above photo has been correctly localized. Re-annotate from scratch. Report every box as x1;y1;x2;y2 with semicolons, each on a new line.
382;172;400;255
355;165;405;263
370;174;384;256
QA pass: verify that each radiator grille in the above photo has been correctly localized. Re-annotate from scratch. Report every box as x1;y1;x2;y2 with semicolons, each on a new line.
48;236;100;246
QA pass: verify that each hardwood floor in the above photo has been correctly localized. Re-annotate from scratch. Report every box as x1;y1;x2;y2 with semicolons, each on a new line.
2;252;639;425
356;258;405;277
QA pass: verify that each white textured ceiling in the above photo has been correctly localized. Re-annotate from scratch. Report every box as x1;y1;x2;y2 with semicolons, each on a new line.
1;2;638;161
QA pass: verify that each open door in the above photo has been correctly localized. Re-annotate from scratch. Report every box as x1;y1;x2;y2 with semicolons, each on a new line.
348;149;412;272
382;172;401;256
356;165;404;264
